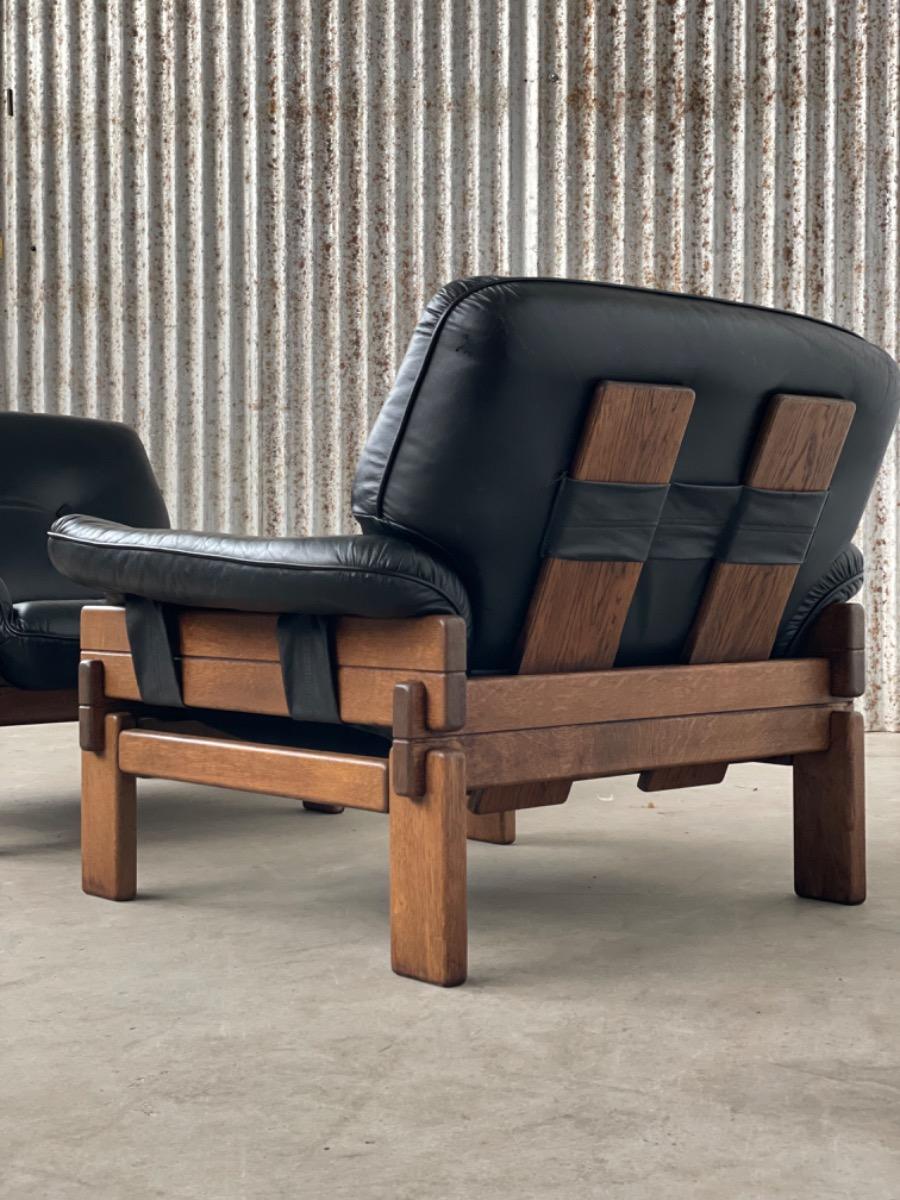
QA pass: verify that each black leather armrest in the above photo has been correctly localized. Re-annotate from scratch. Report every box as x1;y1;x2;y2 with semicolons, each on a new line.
48;515;472;631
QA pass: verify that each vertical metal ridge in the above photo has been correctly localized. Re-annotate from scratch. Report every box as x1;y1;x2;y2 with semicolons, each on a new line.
1;1;897;729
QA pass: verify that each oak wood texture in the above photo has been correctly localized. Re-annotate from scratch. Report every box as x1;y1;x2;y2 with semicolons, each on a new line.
521;381;696;674
637;763;728;793
460;706;835;792
473;380;695;817
81;712;137;900
0;683;77;727
86;648;465;732
117;729;389;812
78;658;107;750
466;810;516;844
640;393;854;792
464;658;833;734
793;709;866;904
81;606;466;671
81;606;466;732
390;748;468;986
801;601;865;697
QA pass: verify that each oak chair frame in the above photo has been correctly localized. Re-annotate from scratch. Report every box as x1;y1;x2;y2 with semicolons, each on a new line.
0;681;78;729
77;382;866;986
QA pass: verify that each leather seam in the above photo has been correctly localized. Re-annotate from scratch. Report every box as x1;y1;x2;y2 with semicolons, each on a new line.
370;277;867;519
47;530;470;621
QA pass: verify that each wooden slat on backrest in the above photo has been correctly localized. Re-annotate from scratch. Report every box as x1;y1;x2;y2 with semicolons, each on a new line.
471;380;695;817
639;393;854;793
519;381;696;673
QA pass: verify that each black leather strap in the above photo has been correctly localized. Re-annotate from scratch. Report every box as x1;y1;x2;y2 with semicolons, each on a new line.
124;596;183;707
723;487;828;564
543;478;828;566
649;484;743;559
277;613;341;724
542;480;669;561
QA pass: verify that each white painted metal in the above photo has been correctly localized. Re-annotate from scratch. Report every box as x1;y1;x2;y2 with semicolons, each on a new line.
1;1;897;727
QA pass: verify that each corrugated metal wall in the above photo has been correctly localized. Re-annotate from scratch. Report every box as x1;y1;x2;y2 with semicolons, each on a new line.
1;1;898;728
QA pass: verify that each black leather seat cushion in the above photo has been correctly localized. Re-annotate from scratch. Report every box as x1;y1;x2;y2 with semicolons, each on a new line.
0;597;98;690
47;517;472;629
0;411;170;690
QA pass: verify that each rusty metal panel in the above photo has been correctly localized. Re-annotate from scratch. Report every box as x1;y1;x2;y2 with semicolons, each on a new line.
0;0;897;728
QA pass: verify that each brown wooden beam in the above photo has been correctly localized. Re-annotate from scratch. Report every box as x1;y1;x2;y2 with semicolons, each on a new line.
82;712;137;900
0;683;78;727
84;648;465;733
81;605;466;672
461;706;835;797
472;380;695;818
390;747;468;986
800;602;865;697
640;393;855;793
465;657;832;733
117;728;389;812
793;709;866;904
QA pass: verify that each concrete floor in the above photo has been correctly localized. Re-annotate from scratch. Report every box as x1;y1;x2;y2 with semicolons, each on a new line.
2;725;898;1200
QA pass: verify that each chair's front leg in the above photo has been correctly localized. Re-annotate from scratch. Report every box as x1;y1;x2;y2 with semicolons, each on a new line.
389;747;467;986
793;709;866;905
81;712;137;900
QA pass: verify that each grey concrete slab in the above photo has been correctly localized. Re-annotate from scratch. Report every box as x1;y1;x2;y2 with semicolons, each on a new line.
2;724;898;1199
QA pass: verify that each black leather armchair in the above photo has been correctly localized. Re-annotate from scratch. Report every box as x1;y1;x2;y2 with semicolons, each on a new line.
0;412;167;726
47;278;900;987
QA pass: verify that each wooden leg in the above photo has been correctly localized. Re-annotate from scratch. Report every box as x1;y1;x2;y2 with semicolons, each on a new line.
467;809;516;844
793;709;866;905
302;802;345;814
81;712;137;901
390;747;467;986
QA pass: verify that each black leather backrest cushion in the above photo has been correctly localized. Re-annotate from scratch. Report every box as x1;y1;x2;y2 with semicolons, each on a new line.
353;277;900;672
0;413;169;602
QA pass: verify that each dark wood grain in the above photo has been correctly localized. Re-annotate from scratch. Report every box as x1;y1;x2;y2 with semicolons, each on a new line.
81;605;467;672
473;380;694;818
390;748;468;986
81;712;137;901
801;601;865;697
117;729;388;812
0;684;77;727
466;809;516;845
84;648;465;732
793;709;866;904
462;706;834;792
640;394;854;792
465;657;832;733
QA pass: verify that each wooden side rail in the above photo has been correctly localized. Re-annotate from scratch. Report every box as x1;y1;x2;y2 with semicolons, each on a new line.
117;728;389;812
81;605;467;734
395;704;838;798
465;657;833;734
